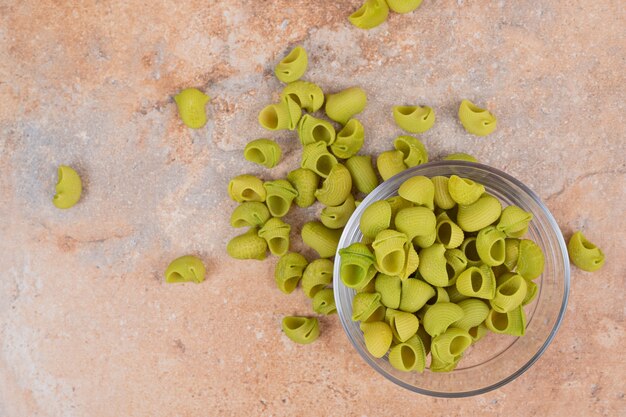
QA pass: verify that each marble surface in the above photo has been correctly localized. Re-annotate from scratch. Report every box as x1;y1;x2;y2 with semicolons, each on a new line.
1;1;625;416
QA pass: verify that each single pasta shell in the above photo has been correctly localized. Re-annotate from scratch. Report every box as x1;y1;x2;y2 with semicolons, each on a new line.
431;327;472;364
345;154;379;194
226;228;268;260
301;221;342;258
456;265;496;299
386;0;423;14
567;231;605;272
392;106;435;134
485;306;526;336
374;274;402;309
394;206;436;241
230;201;271;228
458;99;497;136
453;299;490;331
418;243;448;287
331;119;365;159
282;316;319;344
320;194;356;229
287;168;319;208
447;175;485;206
325;87;368;124
244;138;282;168
517;239;545;280
314;163;352;206
377;150;407;181
390;311;419;342
432;176;456;210
398;176;435;209
399;278;435;313
359;200;392;238
393;135;429;167
457;194;502;232
423;302;464;337
301;142;338;178
490;272;527;313
275;46;308;83
349;0;389;30
362;321;393;358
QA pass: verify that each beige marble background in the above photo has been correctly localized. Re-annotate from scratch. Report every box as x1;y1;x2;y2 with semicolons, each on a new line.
1;0;625;416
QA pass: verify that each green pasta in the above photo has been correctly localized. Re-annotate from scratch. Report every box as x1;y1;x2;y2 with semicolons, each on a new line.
476;226;506;266
165;255;206;284
339;242;377;289
264;179;298;218
301;141;338;178
399;278;435;313
389;335;426;372
274;46;308;83
503;238;520;271
431;327;472;364
244;139;282;168
457;194;502;232
394;207;436;242
452;299;489;331
568;231;605;272
444;248;468;286
331;119;365;159
387;196;413;218
53;165;82;209
325;87;367;125
345;155;379;194
386;0;423;13
352;293;386;323
468;324;489;343
423;302;464;337
458;99;497;136
312;288;337;315
314;163;352;206
174;88;210;129
456;264;496;299
297;114;336;146
490;272;528;313
281;80;324;112
418;243;448;287
228;174;266;203
301;221;342;258
372;229;408;277
392;106;435;133
398;176;435;210
375;273;402;309
419;286;451;317
432;176;456;210
443;153;478;163
287;168;319;208
517;239;545;280
389;310;419;342
282;316;319;344
258;95;302;131
460;237;482;266
448;175;485;206
393;135;429;167
302;258;334;298
522;280;538;306
361;321;393;357
230;203;271;228
436;213;464;249
275;252;308;294
349;0;389;30
360;200;392;239
430;349;461;373
227;228;268;260
497;205;533;238
485;306;526;336
320;194;356;229
413;230;437;249
258;217;291;257
377;150;407;181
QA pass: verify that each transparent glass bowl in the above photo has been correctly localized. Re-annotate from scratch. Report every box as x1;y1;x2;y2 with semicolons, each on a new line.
333;161;570;397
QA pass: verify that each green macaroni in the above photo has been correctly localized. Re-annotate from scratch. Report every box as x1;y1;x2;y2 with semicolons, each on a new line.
274;46;308;83
301;141;338;178
460;237;482;267
302;259;334;298
174;88;210;129
568;231;605;272
331;119;365;159
349;0;389;30
258;217;291;257
389;335;426;372
516;239;545;280
258;95;302;131
244;139;282;169
282;316;319;344
444;248;468;286
314;163;352;206
281;80;324;112
227;228;268;260
448;175;485;206
423;302;464;337
490;272;528;313
389;310;419;342
352;293;386;323
263;179;298;218
394;206;436;242
275;252;308;294
374;273;402;309
325;87;367;125
230;202;271;228
372;229;408;277
228;174;266;203
458;99;497;136
165;255;206;284
53;165;82;209
345;155;379;194
497;205;533;238
456;194;502;232
485;306;526;336
476;226;506;266
432;176;456;210
297;114;336;146
339;242;377;289
452;299;489;331
321;194;356;229
393;135;429;167
312;288;337;315
435;213;465;249
287;168;319;208
301;221;342;258
398;176;434;209
377;150;407;181
392;105;435;133
456;264;496;299
431;327;472;364
386;0;423;13
418;243;448;287
360;200;392;239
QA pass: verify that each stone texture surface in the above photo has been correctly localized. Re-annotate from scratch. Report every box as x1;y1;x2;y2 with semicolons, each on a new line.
1;0;625;416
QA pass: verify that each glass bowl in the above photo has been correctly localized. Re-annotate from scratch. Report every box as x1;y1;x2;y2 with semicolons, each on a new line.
333;161;570;397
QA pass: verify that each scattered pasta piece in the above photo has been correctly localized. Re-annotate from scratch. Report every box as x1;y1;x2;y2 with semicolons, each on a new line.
174;88;210;129
325;87;367;125
282;316;319;344
53;165;82;209
349;0;389;30
275;46;308;83
567;231;605;272
386;0;423;13
244;139;282;168
393;105;435;133
458;99;497;136
165;255;206;284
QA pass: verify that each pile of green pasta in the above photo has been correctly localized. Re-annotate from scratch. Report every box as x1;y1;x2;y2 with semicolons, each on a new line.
339;175;545;372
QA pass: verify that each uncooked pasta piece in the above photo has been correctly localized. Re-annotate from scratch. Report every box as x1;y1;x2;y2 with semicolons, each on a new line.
497;205;533;238
398;176;434;209
389;335;426;372
244;139;282;168
444;248;468;286
314;163;352;206
423;302;464;337
320;195;356;229
228;174;266;203
456;264;496;299
360;200;392;239
386;0;423;14
345;155;379;194
392;106;435;133
490;272;528;313
53;165;82;209
432;176;456;210
301;142;338;178
377;150;407;181
349;0;389;30
443;153;478;163
287;168;319;208
361;321;393;357
339;242;377;289
264;179;298;218
460;237;482;266
331;119;365;159
274;46;308;83
389;310;419;342
386;196;413;218
352;293;386;323
174;88;210;129
372;229;408;276
297;114;336;146
274;252;308;294
522;279;538;306
476;226;506;266
375;273;402;309
468;324;488;343
503;238;520;271
458;99;497;136
312;288;337;315
301;221;342;258
447;175;485;206
258;217;291;256
258;95;302;131
517;239;545;280
281;80;324;112
418;243;448;287
436;213;464;249
457;194;502;232
394;206;436;241
227;228;268;260
165;255;206;284
393;135;429;167
399;278;435;313
413;230;437;249
567;231;605;272
431;327;472;364
282;316;319;344
418;286;451;318
325;87;367;124
302;258;334;298
453;299;489;331
485;306;526;336
230;203;270;229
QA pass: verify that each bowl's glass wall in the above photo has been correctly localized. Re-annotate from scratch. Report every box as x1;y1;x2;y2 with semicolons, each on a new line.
333;162;570;397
